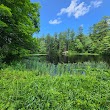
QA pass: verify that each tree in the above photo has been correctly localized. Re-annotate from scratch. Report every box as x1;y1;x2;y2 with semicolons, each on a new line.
0;0;40;62
82;36;93;53
91;17;110;41
74;38;84;53
77;25;84;43
90;16;110;54
58;32;66;54
75;26;85;52
39;39;46;54
45;34;51;54
69;29;75;51
53;33;59;55
0;4;12;27
100;31;110;55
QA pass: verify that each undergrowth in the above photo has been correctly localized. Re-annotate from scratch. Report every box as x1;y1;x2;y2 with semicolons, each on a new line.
0;66;110;110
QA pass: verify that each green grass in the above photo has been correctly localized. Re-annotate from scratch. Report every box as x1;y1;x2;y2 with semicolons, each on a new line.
0;67;110;109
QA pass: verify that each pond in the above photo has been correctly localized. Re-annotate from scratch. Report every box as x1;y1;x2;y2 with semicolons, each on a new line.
22;55;110;75
48;55;110;65
31;55;110;66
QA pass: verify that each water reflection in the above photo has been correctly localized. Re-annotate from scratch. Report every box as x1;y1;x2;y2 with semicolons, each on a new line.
47;55;110;65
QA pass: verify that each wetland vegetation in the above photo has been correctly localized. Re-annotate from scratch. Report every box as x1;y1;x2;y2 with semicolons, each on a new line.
0;0;110;109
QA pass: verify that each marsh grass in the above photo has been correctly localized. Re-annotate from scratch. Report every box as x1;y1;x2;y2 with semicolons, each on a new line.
9;58;110;76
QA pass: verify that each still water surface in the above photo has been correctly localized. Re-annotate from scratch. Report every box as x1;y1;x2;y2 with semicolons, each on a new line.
37;55;110;65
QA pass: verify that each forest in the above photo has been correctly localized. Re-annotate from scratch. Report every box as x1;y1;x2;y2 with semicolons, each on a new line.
0;0;110;109
38;16;110;56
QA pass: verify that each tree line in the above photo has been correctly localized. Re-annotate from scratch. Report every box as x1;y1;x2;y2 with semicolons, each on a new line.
38;16;110;56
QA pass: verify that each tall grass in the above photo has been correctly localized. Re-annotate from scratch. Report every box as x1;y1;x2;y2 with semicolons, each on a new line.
9;57;110;76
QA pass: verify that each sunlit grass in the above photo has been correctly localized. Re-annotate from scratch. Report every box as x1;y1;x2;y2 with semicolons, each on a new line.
0;67;110;109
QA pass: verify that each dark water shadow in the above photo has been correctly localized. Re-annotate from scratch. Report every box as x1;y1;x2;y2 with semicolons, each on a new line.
46;55;110;66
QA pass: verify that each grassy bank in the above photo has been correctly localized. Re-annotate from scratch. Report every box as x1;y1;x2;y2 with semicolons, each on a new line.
0;65;110;109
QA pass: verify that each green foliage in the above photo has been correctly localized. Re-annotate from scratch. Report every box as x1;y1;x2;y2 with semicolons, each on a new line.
0;4;12;28
0;0;40;62
38;16;110;56
7;58;110;76
0;4;12;17
0;67;110;109
90;16;110;54
39;40;46;54
100;31;110;54
74;39;84;53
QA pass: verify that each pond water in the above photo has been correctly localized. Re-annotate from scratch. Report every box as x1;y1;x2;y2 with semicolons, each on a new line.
36;55;110;65
22;55;110;75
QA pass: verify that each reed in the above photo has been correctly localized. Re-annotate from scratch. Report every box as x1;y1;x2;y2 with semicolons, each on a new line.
9;58;110;76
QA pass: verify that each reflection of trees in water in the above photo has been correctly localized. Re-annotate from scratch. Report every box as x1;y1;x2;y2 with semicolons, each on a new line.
102;55;110;66
46;55;110;66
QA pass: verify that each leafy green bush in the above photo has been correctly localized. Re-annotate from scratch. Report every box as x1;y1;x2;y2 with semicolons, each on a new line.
0;68;110;109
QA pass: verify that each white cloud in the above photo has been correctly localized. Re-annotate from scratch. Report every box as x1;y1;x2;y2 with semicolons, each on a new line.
74;2;90;18
91;0;103;8
57;0;103;18
57;0;77;17
49;18;62;24
57;0;90;18
80;24;84;27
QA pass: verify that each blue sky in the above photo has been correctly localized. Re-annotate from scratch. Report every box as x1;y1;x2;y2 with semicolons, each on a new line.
31;0;110;37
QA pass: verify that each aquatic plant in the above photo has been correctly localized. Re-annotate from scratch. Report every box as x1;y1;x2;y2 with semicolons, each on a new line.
10;59;110;76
